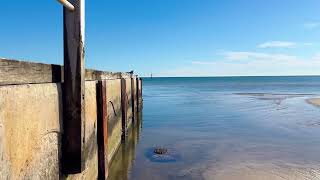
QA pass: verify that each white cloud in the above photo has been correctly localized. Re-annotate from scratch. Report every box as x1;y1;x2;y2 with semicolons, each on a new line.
158;52;320;77
258;41;297;48
304;22;320;29
192;61;217;65
223;51;298;61
311;53;320;61
303;43;313;46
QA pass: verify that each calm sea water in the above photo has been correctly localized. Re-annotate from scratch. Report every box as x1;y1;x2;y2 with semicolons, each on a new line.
109;76;320;180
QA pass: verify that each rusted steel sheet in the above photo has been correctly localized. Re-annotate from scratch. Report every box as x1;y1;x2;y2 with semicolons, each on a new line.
97;80;108;179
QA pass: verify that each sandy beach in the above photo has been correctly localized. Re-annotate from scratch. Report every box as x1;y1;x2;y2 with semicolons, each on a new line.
307;98;320;107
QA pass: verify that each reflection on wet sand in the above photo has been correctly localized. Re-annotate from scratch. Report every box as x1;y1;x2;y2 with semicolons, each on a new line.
199;93;320;180
108;112;142;180
307;98;320;107
204;162;320;180
235;93;315;105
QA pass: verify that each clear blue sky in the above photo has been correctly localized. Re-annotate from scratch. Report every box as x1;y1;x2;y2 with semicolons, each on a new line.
1;0;320;76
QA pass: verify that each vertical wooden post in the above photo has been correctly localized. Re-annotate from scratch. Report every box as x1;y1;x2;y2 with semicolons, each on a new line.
136;77;140;112
62;0;86;173
131;77;135;123
121;78;128;140
97;80;108;179
139;78;143;105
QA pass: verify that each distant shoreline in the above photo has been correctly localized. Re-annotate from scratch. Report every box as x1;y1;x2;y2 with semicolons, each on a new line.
141;75;320;78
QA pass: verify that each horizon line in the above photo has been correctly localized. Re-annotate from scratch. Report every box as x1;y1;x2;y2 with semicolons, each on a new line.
141;74;320;78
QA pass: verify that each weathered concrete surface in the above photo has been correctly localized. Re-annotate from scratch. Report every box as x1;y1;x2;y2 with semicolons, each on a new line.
0;83;62;179
65;81;98;179
106;79;122;163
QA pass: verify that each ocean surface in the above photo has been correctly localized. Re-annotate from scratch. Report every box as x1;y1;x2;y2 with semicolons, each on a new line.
109;76;320;180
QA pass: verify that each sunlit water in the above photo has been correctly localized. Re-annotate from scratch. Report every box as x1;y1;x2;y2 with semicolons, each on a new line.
109;76;320;180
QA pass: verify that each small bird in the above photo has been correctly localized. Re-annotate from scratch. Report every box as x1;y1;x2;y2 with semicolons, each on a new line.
127;70;134;74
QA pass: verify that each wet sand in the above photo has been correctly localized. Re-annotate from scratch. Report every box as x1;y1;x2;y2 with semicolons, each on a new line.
209;94;320;180
237;93;320;108
203;162;320;180
307;98;320;107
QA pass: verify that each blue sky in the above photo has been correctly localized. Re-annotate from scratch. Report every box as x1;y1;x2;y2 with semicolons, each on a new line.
1;0;320;76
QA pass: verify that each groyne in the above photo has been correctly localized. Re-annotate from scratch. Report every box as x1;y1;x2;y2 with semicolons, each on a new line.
0;58;143;179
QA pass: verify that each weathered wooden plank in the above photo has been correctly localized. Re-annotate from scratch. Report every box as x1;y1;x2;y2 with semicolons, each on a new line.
136;77;140;112
140;78;143;97
85;71;132;80
62;0;86;173
0;58;63;85
125;79;133;128
97;80;108;179
0;83;62;179
131;77;135;123
105;79;122;163
85;69;121;80
121;78;128;140
0;58;134;85
139;78;143;107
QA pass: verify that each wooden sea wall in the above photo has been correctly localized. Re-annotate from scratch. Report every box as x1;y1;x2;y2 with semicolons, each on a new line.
0;58;143;179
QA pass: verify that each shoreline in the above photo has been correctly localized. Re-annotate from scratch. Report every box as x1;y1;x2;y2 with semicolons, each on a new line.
203;162;320;180
306;98;320;107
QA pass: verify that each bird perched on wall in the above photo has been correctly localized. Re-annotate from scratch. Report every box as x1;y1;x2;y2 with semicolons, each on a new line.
127;70;134;74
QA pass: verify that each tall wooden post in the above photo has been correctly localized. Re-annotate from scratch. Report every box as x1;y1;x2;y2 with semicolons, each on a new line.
131;77;135;123
62;0;86;173
121;78;128;140
97;80;108;179
136;77;140;112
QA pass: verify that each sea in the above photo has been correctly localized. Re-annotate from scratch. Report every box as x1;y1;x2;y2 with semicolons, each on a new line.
109;76;320;180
